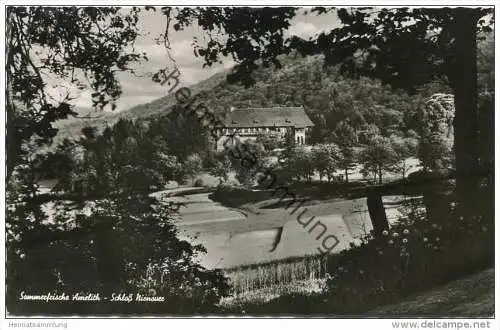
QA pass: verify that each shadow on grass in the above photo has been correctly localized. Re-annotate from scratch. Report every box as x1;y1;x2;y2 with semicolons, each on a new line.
210;181;372;209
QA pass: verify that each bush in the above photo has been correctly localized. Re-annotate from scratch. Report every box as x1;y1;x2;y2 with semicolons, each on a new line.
179;154;204;184
279;146;315;182
193;177;205;187
255;133;283;151
7;195;231;315
227;140;266;187
321;198;493;314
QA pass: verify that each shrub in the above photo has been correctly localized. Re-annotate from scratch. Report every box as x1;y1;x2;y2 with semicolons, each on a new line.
180;154;204;183
226;140;266;187
193;177;205;187
321;198;493;314
255;133;283;151
7;193;230;315
279;146;315;182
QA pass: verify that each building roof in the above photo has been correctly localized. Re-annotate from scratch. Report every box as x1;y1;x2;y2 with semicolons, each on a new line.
220;106;314;128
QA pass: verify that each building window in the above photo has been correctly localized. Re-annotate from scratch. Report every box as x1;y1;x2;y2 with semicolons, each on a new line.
301;136;304;145
297;136;300;144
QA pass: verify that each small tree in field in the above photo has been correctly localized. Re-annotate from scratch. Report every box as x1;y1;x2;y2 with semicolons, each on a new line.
181;154;204;184
390;134;419;179
227;140;265;187
337;147;357;183
280;146;315;182
359;136;398;184
331;121;358;182
313;143;339;182
205;152;232;184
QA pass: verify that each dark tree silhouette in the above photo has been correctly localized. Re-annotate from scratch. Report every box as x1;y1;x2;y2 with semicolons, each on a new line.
6;7;230;315
6;7;148;178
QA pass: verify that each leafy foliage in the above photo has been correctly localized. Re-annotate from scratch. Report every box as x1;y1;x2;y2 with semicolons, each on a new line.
255;132;283;151
416;93;455;173
6;7;230;315
389;134;418;179
312;143;339;182
279;146;315;182
6;6;147;177
359;136;398;184
8;193;230;315
226;139;266;187
7;117;231;314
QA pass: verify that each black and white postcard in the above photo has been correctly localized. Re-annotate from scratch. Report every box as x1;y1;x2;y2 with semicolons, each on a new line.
2;2;496;329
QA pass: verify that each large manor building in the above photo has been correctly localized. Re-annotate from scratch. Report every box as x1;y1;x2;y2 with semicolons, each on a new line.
215;106;314;151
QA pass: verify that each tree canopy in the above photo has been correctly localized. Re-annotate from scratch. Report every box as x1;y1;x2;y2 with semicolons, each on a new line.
6;7;148;177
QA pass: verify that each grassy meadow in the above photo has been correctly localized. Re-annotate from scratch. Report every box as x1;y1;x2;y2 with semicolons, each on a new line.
221;254;332;307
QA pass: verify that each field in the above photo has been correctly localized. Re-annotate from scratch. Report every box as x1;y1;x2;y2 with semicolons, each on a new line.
159;182;416;305
173;187;407;269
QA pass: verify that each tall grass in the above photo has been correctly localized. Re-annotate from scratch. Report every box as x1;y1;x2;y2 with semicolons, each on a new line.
225;254;330;296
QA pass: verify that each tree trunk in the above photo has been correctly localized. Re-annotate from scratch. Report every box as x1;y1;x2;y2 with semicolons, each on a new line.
6;17;16;182
421;172;449;226
478;95;494;223
367;188;389;237
344;168;349;183
378;166;383;185
448;8;481;217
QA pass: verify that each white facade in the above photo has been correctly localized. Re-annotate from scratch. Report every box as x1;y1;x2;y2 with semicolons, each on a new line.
216;126;309;152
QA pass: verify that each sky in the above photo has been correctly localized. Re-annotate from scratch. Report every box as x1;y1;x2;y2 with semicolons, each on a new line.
65;7;340;112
